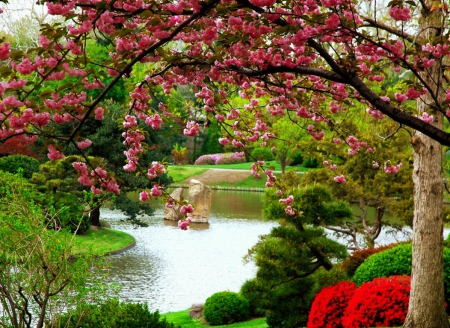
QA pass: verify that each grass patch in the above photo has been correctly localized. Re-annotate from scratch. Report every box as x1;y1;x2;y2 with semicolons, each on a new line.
186;161;306;172
72;228;135;256
168;166;209;184
163;309;268;328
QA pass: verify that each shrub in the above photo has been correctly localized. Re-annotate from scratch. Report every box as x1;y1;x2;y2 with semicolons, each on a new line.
203;291;250;325
342;275;410;328
194;152;247;165
340;244;396;278
353;243;450;303
0;154;40;179
302;156;319;168
251;147;274;161
240;278;267;317
307;281;357;328
55;299;180;328
290;152;303;166
352;243;412;286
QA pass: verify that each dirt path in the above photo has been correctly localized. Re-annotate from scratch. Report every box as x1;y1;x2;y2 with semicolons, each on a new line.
182;168;251;185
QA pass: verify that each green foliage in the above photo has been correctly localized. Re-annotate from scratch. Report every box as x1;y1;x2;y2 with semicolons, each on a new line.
311;265;350;293
302;156;319;168
0;154;40;179
0;171;103;328
240;279;267;317
263;184;353;226
201;118;224;155
245;184;351;328
340;244;397;278
31;156;92;233
352;243;412;286
203;291;250;326
251;147;274;161
55;299;180;328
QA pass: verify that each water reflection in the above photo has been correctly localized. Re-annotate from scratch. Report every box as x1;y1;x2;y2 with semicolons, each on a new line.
101;190;276;313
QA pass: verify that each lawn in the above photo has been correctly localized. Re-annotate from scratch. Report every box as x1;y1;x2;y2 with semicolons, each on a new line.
167;161;312;186
72;228;135;256
162;309;268;328
187;161;309;172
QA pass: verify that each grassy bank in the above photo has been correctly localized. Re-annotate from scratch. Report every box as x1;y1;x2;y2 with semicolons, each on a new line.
167;161;311;186
163;309;268;328
72;228;135;256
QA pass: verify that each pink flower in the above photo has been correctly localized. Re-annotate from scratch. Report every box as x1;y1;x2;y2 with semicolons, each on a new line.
419;112;434;123
285;206;295;216
219;137;230;145
150;184;163;197
91;186;103;195
139;190;150;201
47;144;65;161
395;93;408;102
183;121;200;136
94;107;104;120
334;175;346;183
180;204;194;214
178;217;192;230
389;6;412;21
384;161;402;174
77;139;92;149
373;161;380;168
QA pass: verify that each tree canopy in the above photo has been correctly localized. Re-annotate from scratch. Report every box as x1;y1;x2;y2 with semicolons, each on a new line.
0;0;450;326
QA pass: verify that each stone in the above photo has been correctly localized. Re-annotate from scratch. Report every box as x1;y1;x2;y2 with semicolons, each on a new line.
163;187;184;221
188;179;211;223
189;303;204;319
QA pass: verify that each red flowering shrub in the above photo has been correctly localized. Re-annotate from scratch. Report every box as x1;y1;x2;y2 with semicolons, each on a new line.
342;275;410;328
307;281;357;328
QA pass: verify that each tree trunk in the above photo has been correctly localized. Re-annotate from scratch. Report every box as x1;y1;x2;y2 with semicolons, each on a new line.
404;8;448;327
90;200;101;227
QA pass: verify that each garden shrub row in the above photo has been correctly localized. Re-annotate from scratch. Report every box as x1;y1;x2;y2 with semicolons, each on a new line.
194;152;247;165
308;275;411;328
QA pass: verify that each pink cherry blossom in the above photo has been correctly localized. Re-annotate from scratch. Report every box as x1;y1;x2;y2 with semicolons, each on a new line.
139;190;150;201
384;161;402;174
333;175;346;183
77;139;92;149
180;204;194;214
47;144;65;161
150;184;163;197
178;217;192;230
183;121;200;136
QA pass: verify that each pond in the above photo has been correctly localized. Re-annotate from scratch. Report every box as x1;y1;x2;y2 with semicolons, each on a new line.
101;189;449;313
101;190;278;313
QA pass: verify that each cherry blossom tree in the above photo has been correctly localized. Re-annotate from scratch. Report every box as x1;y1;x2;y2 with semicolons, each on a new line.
1;0;450;326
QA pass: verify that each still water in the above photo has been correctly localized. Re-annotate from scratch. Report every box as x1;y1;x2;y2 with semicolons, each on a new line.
101;190;278;313
101;190;449;313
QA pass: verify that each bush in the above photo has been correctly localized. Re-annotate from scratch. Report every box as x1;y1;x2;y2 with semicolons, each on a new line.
0;154;40;179
352;242;450;304
290;152;303;166
302;156;319;168
307;281;357;328
55;299;180;328
342;275;410;328
194;152;247;165
203;291;250;325
352;243;412;286
340;244;396;278
240;278;267;317
251;147;274;161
